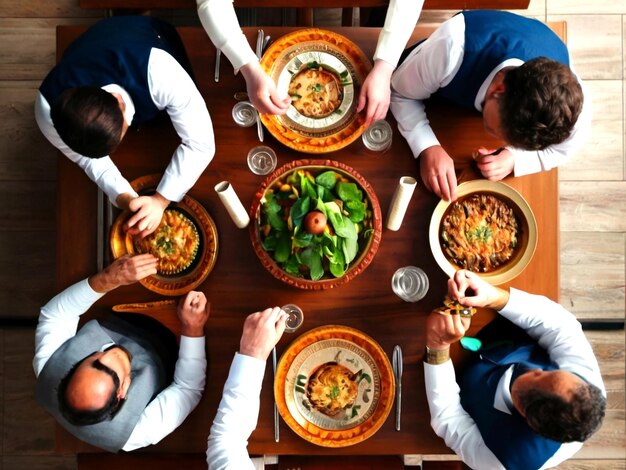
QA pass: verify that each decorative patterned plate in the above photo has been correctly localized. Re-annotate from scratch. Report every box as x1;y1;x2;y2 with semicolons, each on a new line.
428;180;537;285
259;29;372;153
275;325;394;447
110;174;218;296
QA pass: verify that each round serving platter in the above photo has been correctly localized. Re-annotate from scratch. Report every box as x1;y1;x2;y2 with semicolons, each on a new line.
260;29;372;153
275;325;394;447
110;174;218;296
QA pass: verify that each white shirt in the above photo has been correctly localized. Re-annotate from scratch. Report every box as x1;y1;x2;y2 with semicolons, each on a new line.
390;13;592;176
424;288;606;470
206;352;266;469
33;278;207;452
35;48;215;206
196;0;422;71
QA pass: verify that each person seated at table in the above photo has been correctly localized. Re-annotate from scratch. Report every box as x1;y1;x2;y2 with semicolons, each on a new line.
196;0;423;126
206;306;287;468
390;10;591;201
35;16;215;239
33;254;209;453
424;269;606;470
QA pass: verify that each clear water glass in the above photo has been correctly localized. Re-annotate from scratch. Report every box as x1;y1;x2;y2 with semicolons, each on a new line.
281;304;304;333
362;119;393;152
247;145;277;175
232;100;257;127
391;266;429;302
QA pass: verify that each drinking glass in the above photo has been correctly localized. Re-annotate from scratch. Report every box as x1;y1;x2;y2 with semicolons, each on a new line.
281;304;304;333
362;119;393;152
232;100;257;127
391;266;429;302
247;145;277;175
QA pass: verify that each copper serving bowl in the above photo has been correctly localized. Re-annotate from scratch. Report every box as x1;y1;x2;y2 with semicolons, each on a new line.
429;180;537;285
110;175;219;296
249;159;382;290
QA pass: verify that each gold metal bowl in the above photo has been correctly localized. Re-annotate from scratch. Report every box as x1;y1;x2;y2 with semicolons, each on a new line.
249;159;382;290
429;180;537;285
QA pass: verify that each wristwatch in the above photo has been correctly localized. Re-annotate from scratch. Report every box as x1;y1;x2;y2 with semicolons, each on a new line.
424;346;450;365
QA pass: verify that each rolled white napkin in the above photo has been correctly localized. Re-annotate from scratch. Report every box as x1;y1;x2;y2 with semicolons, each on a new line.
386;176;417;231
214;181;250;229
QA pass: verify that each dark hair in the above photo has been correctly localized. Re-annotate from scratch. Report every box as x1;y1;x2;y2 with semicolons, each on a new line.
57;356;124;426
498;57;583;150
518;379;606;442
50;87;124;158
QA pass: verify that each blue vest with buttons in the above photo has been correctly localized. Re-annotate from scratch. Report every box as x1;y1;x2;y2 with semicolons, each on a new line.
436;10;571;110
40;16;184;124
459;342;562;470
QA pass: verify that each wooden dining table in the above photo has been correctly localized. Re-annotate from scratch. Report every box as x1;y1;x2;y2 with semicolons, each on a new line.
55;23;561;458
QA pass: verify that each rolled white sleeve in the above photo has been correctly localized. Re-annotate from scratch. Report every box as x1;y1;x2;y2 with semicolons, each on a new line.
512;76;591;176
390;14;465;158
206;353;266;470
147;48;215;202
33;278;105;377
498;288;605;393
122;335;207;451
373;0;424;68
196;0;258;72
34;93;137;205
424;360;506;470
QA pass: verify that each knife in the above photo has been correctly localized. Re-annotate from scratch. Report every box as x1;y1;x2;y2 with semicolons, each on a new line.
272;346;280;442
255;30;265;142
214;49;221;82
392;345;403;431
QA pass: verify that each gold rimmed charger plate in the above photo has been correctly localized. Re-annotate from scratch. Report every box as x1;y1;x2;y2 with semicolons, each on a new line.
259;29;372;153
110;174;218;296
428;180;537;285
275;325;394;447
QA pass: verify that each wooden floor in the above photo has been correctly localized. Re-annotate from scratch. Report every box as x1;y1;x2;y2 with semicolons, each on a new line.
0;1;623;468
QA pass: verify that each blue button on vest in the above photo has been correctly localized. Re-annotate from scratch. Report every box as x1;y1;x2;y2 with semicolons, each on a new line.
459;342;561;470
436;10;571;110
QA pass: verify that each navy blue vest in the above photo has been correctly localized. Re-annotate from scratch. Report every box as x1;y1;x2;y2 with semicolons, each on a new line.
459;342;561;470
436;10;570;110
40;16;188;124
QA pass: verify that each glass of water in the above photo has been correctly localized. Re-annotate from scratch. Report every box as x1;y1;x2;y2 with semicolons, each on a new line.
362;119;393;152
391;266;429;302
247;145;277;175
232;101;257;127
281;304;304;333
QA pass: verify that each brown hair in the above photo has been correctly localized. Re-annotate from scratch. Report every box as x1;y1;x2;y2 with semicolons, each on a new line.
498;57;583;150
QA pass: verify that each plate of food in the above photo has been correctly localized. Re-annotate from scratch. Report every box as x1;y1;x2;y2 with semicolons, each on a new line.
429;180;537;285
275;325;394;447
110;174;219;296
259;29;372;153
249;159;382;290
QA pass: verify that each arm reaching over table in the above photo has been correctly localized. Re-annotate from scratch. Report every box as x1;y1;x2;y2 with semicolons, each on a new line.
206;307;287;469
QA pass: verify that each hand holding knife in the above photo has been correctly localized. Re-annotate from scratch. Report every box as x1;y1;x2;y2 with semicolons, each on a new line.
392;345;403;431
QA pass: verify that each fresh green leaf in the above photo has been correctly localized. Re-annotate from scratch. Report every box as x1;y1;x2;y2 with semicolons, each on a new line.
300;246;324;281
293;230;314;248
337;182;362;202
311;83;323;93
290;196;310;228
267;211;286;230
345;199;366;223
315;171;337;190
342;236;358;264
283;254;301;274
275;231;291;263
306;61;320;69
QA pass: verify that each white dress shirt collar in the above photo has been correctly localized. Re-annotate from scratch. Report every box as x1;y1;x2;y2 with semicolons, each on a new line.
474;58;524;111
493;364;516;414
101;83;135;126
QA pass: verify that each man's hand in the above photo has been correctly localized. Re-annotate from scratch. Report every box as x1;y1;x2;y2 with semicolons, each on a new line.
241;61;291;115
425;310;471;350
177;291;210;337
474;147;514;181
239;307;288;361
124;193;170;239
447;270;510;310
419;145;458;201
88;254;158;293
357;60;394;128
